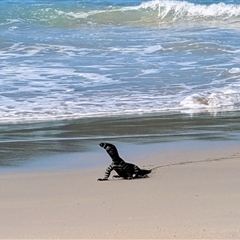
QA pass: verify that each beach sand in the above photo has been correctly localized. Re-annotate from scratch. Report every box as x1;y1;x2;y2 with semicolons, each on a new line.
1;141;240;239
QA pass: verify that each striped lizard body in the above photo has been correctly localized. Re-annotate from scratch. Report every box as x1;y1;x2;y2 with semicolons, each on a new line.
98;142;151;181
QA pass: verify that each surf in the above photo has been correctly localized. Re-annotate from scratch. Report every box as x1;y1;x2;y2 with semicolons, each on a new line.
1;0;240;28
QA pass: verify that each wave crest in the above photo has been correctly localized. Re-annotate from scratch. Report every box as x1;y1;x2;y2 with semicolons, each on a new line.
1;1;240;28
139;0;240;24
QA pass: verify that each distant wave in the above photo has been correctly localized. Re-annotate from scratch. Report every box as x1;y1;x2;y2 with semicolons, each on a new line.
140;0;240;18
1;0;240;28
55;0;240;27
141;0;240;25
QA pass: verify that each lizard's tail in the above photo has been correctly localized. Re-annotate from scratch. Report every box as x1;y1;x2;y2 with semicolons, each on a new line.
139;169;152;175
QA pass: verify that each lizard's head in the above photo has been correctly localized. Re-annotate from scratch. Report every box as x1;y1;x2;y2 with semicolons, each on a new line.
99;142;106;148
99;142;119;159
99;142;115;151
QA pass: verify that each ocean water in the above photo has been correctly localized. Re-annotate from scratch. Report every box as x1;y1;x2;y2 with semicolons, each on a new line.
1;0;240;122
0;0;240;168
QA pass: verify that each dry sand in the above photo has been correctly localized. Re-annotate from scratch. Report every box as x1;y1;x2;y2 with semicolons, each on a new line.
1;142;240;239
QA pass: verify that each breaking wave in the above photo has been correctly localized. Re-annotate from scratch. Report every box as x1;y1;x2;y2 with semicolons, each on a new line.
1;0;240;28
180;89;240;112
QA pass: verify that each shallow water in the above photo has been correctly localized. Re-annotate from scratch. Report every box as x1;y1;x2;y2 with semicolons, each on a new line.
0;111;239;168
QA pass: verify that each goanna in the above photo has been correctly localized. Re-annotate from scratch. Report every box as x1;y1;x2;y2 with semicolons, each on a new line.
98;142;151;181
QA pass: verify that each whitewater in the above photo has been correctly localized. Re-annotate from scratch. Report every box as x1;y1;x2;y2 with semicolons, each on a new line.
0;0;240;123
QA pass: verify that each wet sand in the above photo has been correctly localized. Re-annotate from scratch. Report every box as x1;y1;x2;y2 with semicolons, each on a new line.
1;141;240;239
1;111;240;168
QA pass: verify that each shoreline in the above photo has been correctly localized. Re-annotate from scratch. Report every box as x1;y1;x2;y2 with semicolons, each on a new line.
1;140;240;239
1;110;240;169
1;138;239;173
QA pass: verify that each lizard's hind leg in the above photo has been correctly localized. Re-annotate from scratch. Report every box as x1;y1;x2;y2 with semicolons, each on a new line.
112;175;122;178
